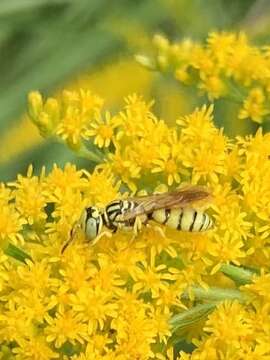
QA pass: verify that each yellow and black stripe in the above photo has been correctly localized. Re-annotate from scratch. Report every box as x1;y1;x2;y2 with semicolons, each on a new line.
150;208;212;232
105;200;136;229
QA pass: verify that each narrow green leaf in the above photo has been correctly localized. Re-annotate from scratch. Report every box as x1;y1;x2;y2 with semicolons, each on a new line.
169;303;216;333
4;243;32;263
181;286;249;303
169;285;249;341
220;263;256;285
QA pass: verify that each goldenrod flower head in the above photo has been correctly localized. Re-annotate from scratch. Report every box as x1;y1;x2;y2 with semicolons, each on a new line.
198;74;226;100
144;31;270;124
84;167;121;207
0;204;25;246
9;165;47;226
28;89;104;150
45;308;89;348
152;142;183;186
86;111;120;148
6;49;270;357
239;87;269;123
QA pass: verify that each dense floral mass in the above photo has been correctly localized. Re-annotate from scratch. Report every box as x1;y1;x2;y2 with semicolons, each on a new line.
0;32;270;359
138;31;270;124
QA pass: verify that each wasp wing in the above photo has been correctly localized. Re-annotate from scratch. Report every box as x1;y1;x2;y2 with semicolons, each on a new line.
121;185;212;221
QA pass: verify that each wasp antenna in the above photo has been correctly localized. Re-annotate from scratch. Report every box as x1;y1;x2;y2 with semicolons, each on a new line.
61;225;77;254
61;240;70;254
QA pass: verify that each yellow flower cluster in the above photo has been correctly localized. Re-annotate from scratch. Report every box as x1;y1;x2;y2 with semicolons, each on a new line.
0;87;269;358
28;89;104;150
139;31;270;123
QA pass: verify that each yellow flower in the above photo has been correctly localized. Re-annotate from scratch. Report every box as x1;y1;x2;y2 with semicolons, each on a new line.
152;142;183;186
204;301;252;347
59;250;97;292
84;166;121;207
116;94;154;139
138;224;178;259
28;89;104;150
9;165;47;225
147;31;270;124
70;335;113;359
208;232;246;273
0;182;13;204
0;204;25;246
86;111;120;148
239;87;269;123
57;90;103;149
45;308;89;348
13;336;59;360
130;139;159;170
49;187;84;225
5;71;270;359
108;236;146;278
45;163;88;194
69;285;118;334
198;74;226;100
0;251;9;292
190;45;215;76
149;307;171;343
245;272;270;302
106;147;141;192
16;259;59;297
177;105;216;145
55;106;85;149
207;31;236;67
214;200;252;240
132;256;176;298
111;294;156;359
0;301;32;344
183;140;227;184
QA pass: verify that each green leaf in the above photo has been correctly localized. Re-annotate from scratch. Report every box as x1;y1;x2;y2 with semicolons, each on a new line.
4;242;32;263
220;263;256;285
181;286;249;303
169;303;216;333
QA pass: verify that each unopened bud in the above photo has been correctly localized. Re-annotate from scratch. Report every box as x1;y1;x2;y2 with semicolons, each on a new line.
28;91;43;120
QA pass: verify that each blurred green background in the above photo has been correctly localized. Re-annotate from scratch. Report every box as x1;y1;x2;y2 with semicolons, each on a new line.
0;0;269;181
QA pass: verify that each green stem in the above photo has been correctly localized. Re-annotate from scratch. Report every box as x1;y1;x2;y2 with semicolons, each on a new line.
220;263;255;284
77;144;104;163
223;78;246;104
50;136;105;163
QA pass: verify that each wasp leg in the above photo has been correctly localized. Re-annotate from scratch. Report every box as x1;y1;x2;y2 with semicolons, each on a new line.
133;216;143;236
125;216;143;248
90;230;112;246
153;225;166;238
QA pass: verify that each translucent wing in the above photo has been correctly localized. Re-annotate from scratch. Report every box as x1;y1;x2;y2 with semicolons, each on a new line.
121;185;212;221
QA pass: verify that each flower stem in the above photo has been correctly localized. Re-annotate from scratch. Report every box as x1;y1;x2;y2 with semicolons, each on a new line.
77;144;104;163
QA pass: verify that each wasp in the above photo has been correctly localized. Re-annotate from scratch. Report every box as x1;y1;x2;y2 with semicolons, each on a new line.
61;185;213;253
